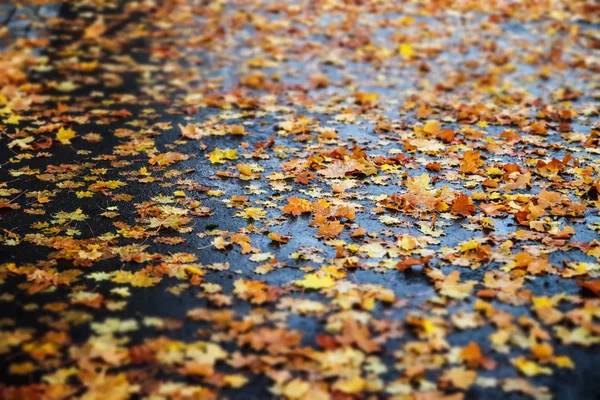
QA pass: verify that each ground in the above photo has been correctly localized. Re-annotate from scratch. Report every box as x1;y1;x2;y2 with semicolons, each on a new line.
0;1;599;399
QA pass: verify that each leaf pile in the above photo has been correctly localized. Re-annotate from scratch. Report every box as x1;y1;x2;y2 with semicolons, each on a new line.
0;1;599;399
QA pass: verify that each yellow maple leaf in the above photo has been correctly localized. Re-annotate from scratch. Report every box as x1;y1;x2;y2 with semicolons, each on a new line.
460;239;480;252
76;191;93;198
355;92;378;106
208;148;237;164
511;356;552;376
3;114;21;124
223;374;248;388
293;272;336;289
439;271;476;299
57;127;76;144
112;271;161;287
333;375;366;394
282;378;310;399
236;207;266;220
184;266;204;277
360;242;388;258
237;163;253;176
554;355;574;369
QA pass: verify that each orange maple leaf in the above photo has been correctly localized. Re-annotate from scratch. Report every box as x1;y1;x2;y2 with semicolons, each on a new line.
397;256;432;271
459;150;483;174
282;197;312;216
317;220;344;238
451;193;476;217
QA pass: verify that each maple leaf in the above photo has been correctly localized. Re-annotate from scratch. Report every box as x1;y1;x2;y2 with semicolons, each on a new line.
32;137;53;149
208;148;238;164
237;163;253;177
268;232;291;243
179;123;203;139
318;159;360;178
148;152;190;167
333;375;367;394
223;374;248;388
295;170;315;184
282;197;312;216
112;271;161;287
460;342;482;367
502;172;532;191
451;193;477;217
277;297;326;314
350;227;366;237
91;318;139;335
237;327;301;354
7;136;34;150
397;256;431;271
439;367;477;390
111;109;132;118
459;150;483;174
460;341;496;369
282;379;310;399
56;127;76;144
336;318;380;353
233;279;281;304
293;272;336;289
26;269;59;293
317;220;344;238
430;270;476;299
0;202;20;210
360;242;388;258
355;91;378;106
236;207;266;220
513;252;549;274
80;371;140;400
409;138;445;153
3;113;21;124
512;356;552;376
